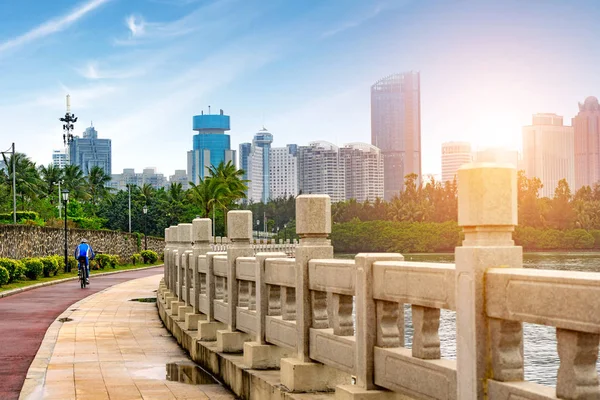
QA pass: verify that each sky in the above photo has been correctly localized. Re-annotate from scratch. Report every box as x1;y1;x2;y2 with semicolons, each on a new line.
1;0;600;177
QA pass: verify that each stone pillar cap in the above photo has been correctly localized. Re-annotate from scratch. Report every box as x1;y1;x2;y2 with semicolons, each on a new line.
192;217;212;242
227;210;252;241
458;162;517;227
296;194;331;236
177;223;193;243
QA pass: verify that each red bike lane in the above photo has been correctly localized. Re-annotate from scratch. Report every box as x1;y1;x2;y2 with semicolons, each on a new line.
0;266;164;400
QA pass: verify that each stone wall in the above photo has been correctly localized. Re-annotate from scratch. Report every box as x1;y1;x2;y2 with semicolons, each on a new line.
0;224;164;260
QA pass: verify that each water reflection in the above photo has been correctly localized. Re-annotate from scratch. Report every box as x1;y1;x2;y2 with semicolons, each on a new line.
166;363;219;385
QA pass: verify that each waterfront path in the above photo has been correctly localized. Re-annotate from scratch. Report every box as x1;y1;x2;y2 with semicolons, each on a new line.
17;273;234;399
0;266;166;400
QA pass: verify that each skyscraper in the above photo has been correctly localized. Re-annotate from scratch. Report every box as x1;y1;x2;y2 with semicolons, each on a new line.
270;144;298;199
187;109;236;185
52;149;67;169
523;113;575;198
371;71;422;200
69;124;112;175
573;96;600;190
252;128;273;202
441;142;472;183
339;143;384;202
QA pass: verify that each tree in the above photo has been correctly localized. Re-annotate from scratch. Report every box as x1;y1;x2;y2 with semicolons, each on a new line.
547;178;575;230
38;164;63;203
63;164;88;201
1;152;43;210
87;166;112;209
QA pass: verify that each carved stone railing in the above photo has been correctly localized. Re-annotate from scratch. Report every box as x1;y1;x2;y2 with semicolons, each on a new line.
210;240;297;257
157;162;600;400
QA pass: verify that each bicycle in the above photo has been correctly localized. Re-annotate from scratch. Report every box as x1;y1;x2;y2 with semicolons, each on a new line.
77;256;88;289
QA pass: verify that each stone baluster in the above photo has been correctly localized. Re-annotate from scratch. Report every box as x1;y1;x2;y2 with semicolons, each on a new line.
280;195;347;392
175;223;193;323
184;217;212;331
556;328;600;399
243;252;293;369
166;226;185;327
216;210;255;353
197;251;227;341
455;163;522;400
335;253;404;398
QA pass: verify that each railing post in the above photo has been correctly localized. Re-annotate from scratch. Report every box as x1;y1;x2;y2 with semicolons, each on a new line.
455;163;522;400
184;217;212;330
243;251;294;369
216;210;255;353
175;223;193;322
280;194;347;392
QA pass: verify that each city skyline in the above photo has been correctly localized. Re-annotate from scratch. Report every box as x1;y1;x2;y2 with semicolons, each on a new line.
1;1;600;178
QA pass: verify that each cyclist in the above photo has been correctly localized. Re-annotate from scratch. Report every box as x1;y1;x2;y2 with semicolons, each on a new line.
74;239;95;285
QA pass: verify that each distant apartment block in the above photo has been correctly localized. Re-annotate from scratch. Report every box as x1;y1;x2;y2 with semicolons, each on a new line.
298;141;345;203
52;149;67;169
339;143;384;202
169;170;190;190
441;142;472;183
297;141;383;203
523;113;575;197
270;144;298;199
187;109;236;185
371;71;422;200
108;167;172;191
573;96;600;190
247;145;264;203
69;124;112;175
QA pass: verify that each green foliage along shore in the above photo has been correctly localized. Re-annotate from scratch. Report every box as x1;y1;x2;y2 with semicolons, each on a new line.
332;220;600;254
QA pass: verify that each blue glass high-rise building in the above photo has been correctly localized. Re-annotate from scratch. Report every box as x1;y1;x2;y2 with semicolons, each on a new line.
69;124;112;175
187;109;236;185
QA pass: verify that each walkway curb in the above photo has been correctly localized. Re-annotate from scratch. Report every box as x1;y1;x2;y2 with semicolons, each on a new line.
0;264;163;299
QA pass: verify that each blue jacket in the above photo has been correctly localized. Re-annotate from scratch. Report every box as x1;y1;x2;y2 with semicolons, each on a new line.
74;243;95;260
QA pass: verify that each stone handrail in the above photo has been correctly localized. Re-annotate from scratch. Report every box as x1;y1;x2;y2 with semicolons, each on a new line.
157;162;600;400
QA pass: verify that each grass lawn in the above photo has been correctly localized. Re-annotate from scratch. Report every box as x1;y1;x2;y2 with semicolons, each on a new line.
0;262;163;293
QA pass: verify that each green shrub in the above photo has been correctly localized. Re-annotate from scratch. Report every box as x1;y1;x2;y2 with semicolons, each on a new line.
40;257;59;278
108;255;120;268
131;253;143;265
0;266;9;286
22;258;44;280
51;255;65;275
0;211;39;223
95;254;110;269
140;250;159;264
68;256;78;271
0;258;24;282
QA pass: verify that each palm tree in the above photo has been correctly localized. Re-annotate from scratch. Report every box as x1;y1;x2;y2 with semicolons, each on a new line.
87;166;112;208
2;152;43;210
140;183;155;204
206;161;249;233
63;164;88;201
167;183;185;203
38;164;64;203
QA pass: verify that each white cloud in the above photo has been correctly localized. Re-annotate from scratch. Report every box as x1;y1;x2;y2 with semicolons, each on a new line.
126;14;146;37
76;61;145;80
114;0;238;46
0;0;112;54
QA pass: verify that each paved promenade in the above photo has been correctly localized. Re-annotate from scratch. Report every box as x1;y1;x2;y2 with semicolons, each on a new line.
0;267;166;400
19;273;234;400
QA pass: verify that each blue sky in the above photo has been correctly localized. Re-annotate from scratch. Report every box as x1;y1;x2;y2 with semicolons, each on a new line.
1;0;599;177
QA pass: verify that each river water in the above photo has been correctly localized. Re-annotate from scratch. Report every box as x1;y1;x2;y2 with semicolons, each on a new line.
339;252;600;387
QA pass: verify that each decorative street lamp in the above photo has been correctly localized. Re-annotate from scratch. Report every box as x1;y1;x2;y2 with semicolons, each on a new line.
284;223;287;243
143;205;148;251
62;189;70;273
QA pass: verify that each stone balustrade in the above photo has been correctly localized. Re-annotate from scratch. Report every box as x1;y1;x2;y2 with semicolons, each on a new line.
157;162;600;400
209;238;297;256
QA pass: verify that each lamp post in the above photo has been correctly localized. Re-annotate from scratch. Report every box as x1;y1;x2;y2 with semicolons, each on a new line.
142;205;148;250
1;143;16;224
62;189;70;272
284;223;287;242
